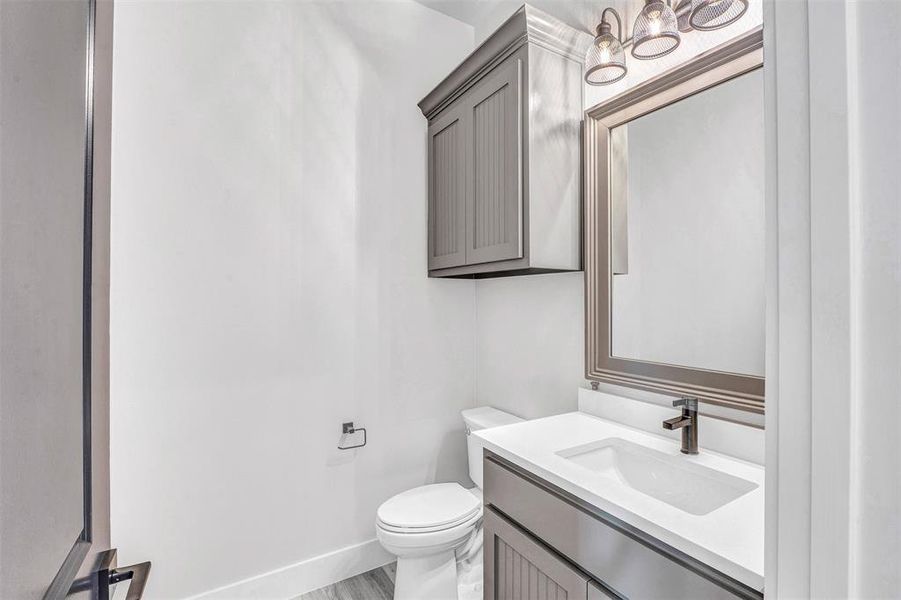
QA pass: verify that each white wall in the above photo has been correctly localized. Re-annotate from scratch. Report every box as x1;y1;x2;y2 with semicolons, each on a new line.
474;4;764;420
848;3;900;593
109;2;474;598
475;273;584;419
764;1;901;597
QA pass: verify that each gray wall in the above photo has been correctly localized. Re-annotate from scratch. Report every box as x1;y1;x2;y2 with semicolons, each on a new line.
0;2;91;598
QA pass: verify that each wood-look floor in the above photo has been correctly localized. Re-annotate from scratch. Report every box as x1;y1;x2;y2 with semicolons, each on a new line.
297;563;396;600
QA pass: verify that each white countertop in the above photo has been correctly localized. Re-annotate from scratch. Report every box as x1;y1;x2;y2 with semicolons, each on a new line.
474;411;765;592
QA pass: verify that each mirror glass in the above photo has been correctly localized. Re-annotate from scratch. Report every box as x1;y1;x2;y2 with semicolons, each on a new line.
609;69;765;377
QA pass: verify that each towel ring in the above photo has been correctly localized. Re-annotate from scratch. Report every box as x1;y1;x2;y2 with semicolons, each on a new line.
337;422;367;450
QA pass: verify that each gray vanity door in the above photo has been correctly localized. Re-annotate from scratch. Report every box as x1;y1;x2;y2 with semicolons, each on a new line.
427;102;468;270
464;56;523;266
484;507;588;600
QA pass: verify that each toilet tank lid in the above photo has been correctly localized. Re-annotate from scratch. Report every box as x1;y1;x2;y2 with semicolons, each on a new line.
462;406;523;431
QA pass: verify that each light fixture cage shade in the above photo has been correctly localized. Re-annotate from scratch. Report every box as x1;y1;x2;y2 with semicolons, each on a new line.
632;1;681;60
585;32;627;85
689;0;749;31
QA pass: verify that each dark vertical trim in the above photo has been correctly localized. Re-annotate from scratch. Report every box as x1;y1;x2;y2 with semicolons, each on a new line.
81;0;97;544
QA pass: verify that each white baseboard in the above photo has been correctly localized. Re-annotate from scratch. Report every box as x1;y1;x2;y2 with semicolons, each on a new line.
186;538;393;600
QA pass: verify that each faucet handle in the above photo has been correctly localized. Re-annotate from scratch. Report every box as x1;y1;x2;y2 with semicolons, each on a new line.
673;397;698;411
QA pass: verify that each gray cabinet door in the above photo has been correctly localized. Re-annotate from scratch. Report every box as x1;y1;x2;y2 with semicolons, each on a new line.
484;506;588;600
427;101;468;270
465;56;523;265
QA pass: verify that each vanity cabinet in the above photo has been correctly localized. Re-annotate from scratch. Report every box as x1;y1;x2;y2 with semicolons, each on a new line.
418;6;588;278
484;507;589;600
483;452;764;600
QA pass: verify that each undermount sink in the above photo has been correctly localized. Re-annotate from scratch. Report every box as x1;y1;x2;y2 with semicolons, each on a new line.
555;437;758;516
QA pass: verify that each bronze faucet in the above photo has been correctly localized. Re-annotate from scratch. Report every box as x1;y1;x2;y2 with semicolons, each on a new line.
662;398;699;455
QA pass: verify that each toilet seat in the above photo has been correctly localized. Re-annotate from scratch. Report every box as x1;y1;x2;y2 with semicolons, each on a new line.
375;483;482;557
377;510;479;534
376;483;481;533
376;508;481;555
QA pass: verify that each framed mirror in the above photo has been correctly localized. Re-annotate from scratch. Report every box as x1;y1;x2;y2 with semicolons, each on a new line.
584;28;765;413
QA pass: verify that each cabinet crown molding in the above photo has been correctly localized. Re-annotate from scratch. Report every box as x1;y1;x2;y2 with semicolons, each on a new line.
418;3;591;120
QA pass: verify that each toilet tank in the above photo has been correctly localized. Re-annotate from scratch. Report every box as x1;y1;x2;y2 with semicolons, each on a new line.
462;407;523;489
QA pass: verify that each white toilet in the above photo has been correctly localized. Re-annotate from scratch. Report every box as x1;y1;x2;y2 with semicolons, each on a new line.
376;406;523;600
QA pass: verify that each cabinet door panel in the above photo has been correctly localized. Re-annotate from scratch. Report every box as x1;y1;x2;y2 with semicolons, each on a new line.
466;57;522;265
485;507;588;600
428;104;467;269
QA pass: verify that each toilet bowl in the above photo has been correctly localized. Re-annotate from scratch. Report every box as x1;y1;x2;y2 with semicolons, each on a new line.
376;483;481;600
375;407;523;600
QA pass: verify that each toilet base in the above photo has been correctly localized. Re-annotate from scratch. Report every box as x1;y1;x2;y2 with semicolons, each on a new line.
394;550;458;600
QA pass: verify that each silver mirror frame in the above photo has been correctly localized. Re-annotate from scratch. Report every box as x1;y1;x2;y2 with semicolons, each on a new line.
583;26;765;414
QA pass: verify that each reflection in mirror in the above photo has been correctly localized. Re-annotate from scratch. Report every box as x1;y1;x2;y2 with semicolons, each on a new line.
609;69;764;377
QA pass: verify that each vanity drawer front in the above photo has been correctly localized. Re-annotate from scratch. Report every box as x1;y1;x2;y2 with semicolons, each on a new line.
483;454;762;600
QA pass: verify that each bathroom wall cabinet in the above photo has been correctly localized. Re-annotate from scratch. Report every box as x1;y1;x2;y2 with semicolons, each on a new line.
483;452;764;600
418;6;589;278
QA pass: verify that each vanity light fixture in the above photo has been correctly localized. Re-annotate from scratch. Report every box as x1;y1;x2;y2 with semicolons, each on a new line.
585;0;750;85
688;0;749;30
585;8;627;85
631;0;681;59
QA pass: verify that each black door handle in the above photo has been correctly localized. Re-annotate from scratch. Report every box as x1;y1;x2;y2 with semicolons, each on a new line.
87;549;151;600
108;562;151;600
